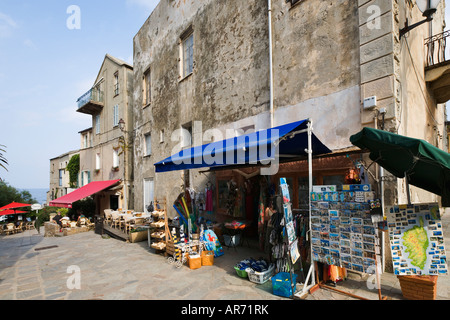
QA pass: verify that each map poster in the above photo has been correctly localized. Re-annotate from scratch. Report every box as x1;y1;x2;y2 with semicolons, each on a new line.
386;203;448;276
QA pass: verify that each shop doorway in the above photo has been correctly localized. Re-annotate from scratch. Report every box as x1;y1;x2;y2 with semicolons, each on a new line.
110;195;119;211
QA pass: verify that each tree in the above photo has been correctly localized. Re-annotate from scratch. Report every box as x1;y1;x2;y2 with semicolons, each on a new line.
66;154;80;188
0;144;8;174
0;181;37;207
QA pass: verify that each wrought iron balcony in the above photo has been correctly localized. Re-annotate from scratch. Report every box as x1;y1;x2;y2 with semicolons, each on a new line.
424;30;450;104
77;86;104;115
425;30;449;68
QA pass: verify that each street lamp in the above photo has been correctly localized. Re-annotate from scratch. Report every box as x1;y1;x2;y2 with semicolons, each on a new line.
118;118;126;132
400;0;441;39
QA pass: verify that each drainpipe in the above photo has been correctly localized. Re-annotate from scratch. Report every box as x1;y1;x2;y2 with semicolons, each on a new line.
374;114;385;272
268;0;274;128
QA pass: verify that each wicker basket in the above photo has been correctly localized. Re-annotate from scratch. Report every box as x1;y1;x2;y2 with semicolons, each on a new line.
397;275;438;300
248;264;275;284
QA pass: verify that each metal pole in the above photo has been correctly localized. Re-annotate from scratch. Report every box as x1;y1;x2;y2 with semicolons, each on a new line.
306;120;315;290
268;0;274;128
405;172;411;205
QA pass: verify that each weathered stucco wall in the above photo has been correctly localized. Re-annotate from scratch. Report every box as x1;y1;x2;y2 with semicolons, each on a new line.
132;0;363;215
132;0;271;213
271;0;361;107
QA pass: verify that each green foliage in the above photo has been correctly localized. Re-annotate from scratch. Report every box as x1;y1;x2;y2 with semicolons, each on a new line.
68;197;96;219
0;181;37;207
32;206;55;225
66;154;80;188
59;208;69;217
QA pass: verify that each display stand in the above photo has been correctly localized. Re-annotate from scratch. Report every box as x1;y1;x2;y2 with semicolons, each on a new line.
149;198;168;254
310;191;387;300
279;178;304;299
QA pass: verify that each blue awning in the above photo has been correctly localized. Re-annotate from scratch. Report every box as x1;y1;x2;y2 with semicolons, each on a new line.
154;119;331;173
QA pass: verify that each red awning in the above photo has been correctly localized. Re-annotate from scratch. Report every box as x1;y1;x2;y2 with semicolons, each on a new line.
49;180;121;208
0;202;32;211
0;209;28;216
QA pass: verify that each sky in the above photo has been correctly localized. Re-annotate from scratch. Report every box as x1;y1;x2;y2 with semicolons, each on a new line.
0;0;160;189
0;1;449;190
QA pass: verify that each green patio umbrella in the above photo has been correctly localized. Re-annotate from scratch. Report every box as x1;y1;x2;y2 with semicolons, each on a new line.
350;127;450;207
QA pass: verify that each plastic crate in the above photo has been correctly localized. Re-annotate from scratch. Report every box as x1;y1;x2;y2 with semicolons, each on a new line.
234;266;248;278
201;250;214;266
272;272;298;298
188;254;202;270
248;264;275;284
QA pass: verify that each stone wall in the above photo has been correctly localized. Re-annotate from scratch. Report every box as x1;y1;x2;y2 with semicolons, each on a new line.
132;0;364;215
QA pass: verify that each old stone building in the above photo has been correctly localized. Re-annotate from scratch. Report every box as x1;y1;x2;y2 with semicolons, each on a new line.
132;0;447;215
130;0;448;272
76;54;134;213
47;149;79;204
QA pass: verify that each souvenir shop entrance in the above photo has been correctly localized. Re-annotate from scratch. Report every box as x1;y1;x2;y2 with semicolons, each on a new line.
154;119;385;298
211;152;367;252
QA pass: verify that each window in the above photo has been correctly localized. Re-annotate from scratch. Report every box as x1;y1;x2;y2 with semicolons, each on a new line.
96;153;101;170
143;178;154;213
81;171;91;187
113;105;119;127
59;169;64;187
160;129;165;143
114;71;119;96
83;134;88;149
95;115;100;134
180;29;194;79
144;133;152;156
143;68;151;106
181;123;192;149
113;149;120;168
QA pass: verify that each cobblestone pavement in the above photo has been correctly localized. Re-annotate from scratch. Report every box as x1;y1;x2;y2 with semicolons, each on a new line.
0;212;448;301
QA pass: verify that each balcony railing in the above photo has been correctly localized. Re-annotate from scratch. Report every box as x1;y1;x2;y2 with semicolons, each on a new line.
425;30;449;68
77;86;104;110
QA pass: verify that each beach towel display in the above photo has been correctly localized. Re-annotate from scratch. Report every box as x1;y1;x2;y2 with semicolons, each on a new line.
202;229;224;257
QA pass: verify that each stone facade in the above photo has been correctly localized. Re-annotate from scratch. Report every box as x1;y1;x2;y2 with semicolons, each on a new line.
132;0;370;214
131;0;447;214
76;54;134;212
47;149;79;204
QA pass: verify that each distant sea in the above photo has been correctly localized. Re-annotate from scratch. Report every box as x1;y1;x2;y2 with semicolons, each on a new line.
19;188;48;205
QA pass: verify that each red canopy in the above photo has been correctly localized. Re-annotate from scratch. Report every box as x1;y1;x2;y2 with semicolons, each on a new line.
0;209;28;216
49;180;121;208
0;202;32;211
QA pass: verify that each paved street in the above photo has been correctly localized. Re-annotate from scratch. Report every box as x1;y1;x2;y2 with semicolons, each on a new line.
0;212;449;301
